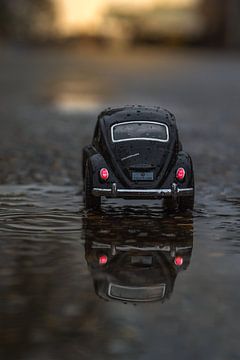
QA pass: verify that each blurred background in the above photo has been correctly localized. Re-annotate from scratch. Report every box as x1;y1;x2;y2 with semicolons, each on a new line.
0;0;240;185
1;0;240;48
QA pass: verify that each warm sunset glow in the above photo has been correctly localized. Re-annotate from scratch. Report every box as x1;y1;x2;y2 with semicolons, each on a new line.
57;0;106;34
56;0;200;35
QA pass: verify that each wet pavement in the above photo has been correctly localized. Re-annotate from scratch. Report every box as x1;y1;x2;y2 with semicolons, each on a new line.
0;46;239;359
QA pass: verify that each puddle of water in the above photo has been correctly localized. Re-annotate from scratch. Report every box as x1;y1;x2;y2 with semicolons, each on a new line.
0;185;239;360
0;185;82;235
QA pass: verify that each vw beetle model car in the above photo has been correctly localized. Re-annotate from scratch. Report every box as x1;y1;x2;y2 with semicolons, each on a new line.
82;105;194;210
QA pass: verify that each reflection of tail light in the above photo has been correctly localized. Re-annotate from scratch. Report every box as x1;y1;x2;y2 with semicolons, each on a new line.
99;255;108;265
176;167;185;181
100;168;109;181
174;256;183;266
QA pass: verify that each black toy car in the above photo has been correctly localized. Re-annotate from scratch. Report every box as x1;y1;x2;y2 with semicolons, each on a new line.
82;105;194;210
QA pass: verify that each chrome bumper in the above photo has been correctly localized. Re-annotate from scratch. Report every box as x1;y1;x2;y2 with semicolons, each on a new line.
92;183;193;199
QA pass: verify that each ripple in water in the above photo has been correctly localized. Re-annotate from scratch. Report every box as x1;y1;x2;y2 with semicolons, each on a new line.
0;185;82;234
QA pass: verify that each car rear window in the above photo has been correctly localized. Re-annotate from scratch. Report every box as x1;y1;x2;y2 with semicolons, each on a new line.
111;121;169;142
109;283;166;301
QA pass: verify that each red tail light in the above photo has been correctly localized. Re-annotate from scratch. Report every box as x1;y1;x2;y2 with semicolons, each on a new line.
99;255;108;265
100;168;109;181
174;256;183;266
176;167;185;181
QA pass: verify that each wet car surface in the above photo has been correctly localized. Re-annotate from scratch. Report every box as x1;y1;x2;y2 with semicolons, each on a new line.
0;47;239;359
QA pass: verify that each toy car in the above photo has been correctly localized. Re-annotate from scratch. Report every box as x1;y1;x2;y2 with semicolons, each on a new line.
82;105;194;211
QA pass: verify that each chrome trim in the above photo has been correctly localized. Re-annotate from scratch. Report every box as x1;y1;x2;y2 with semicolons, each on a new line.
111;182;117;197
171;182;178;200
92;187;193;198
111;121;169;143
178;188;194;193
91;240;192;252
91;243;172;251
121;152;140;161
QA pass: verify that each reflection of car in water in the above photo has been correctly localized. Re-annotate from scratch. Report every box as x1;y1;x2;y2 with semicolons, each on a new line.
83;212;193;303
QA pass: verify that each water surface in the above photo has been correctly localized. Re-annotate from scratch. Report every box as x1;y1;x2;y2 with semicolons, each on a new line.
0;185;239;360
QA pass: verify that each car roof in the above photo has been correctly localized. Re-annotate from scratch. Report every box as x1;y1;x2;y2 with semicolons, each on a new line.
98;105;176;128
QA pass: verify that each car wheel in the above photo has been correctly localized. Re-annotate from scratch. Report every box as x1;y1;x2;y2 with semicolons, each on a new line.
163;198;178;211
178;195;194;211
178;177;194;211
84;165;101;211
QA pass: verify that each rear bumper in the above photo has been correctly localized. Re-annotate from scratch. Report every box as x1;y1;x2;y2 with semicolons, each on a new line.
92;183;193;199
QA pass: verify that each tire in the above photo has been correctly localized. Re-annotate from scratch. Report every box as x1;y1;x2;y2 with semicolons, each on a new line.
178;177;195;211
178;195;194;211
163;198;178;211
84;165;101;211
164;195;194;212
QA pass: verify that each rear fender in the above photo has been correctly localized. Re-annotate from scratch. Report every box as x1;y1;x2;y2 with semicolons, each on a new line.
87;154;122;189
162;151;194;189
174;151;194;188
82;145;97;179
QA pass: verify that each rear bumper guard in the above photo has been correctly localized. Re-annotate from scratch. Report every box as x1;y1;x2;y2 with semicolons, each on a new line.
92;183;193;199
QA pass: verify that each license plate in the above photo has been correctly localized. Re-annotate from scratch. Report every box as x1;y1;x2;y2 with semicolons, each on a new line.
131;256;153;265
132;171;154;181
